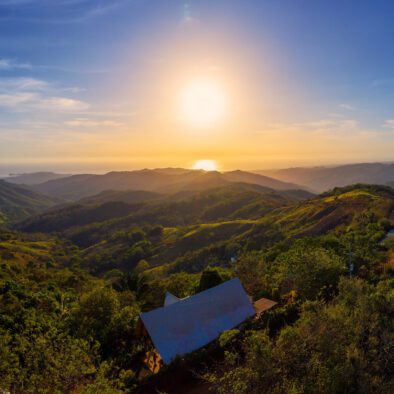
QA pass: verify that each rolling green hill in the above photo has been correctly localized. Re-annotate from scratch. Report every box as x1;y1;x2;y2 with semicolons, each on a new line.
18;183;298;234
0;180;61;223
145;184;394;275
19;184;393;277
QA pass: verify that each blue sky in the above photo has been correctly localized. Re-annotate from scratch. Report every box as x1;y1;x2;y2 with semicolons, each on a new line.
1;0;394;173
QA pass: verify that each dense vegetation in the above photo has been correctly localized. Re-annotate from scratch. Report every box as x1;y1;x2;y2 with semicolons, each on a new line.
0;180;60;223
0;183;393;393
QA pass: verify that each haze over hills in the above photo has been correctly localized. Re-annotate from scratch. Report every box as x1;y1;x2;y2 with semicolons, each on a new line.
222;170;302;191
2;172;71;185
32;168;305;200
256;163;394;192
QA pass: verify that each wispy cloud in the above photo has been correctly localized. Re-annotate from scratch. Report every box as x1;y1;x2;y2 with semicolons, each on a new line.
255;117;394;147
0;56;107;75
0;0;133;23
254;118;381;140
65;118;124;128
0;92;89;111
383;119;394;129
0;58;31;70
0;76;89;112
371;78;394;87
339;103;357;111
0;1;35;4
0;77;48;90
261;119;359;133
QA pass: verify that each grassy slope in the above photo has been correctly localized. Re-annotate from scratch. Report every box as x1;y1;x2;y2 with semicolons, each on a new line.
145;185;394;275
76;185;394;277
0;233;95;303
18;183;296;234
0;180;60;223
16;184;394;278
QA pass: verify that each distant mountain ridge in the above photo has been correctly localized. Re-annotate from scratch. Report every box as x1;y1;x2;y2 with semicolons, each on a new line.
256;163;394;192
3;172;71;185
32;168;306;200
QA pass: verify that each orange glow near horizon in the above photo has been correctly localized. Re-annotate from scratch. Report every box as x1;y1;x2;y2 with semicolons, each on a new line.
192;159;218;171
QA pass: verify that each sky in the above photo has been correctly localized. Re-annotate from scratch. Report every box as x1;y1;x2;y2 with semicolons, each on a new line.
1;0;394;174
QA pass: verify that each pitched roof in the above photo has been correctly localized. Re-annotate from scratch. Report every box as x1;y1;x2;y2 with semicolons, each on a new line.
164;292;181;307
139;278;255;364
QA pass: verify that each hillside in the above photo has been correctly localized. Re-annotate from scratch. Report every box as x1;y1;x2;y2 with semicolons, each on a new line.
18;183;298;234
19;184;394;276
147;184;394;275
79;190;162;205
257;163;394;192
2;184;393;393
223;170;302;190
33;169;307;200
0;180;61;223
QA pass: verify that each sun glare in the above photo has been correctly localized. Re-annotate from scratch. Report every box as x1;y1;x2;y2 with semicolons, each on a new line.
192;160;217;171
179;79;226;128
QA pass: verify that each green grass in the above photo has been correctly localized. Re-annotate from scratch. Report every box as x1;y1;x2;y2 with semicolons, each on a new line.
324;190;379;202
0;239;56;267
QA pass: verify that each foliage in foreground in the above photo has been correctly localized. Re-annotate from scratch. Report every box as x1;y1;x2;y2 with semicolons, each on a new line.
205;278;394;394
0;185;393;392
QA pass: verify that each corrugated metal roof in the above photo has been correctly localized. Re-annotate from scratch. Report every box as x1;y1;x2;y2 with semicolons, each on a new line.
140;278;255;364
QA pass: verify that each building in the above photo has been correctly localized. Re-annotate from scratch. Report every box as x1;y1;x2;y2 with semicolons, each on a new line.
137;278;277;372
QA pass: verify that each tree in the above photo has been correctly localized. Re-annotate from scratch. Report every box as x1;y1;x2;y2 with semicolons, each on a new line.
204;277;394;394
197;268;224;292
235;252;267;298
273;245;346;300
71;287;120;349
0;328;98;394
134;259;150;273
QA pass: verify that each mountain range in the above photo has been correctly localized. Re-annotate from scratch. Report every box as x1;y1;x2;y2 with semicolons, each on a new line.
3;163;394;225
257;163;394;192
31;169;303;200
2;172;70;185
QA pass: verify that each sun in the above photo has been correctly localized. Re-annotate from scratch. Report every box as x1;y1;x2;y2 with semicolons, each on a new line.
179;79;226;128
193;160;217;171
